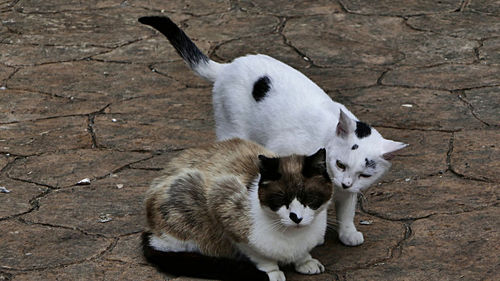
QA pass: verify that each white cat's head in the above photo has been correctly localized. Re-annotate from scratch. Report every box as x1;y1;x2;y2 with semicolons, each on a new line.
326;110;408;193
257;149;334;227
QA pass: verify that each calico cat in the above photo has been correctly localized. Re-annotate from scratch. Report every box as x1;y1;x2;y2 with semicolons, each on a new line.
139;16;408;246
144;138;333;281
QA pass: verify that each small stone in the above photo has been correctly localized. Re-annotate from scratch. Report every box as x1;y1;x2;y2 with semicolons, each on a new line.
360;220;373;225
76;178;91;185
98;214;112;223
0;86;6;90
405;178;411;182
402;104;413;108
111;118;117;122
0;186;11;193
116;184;123;189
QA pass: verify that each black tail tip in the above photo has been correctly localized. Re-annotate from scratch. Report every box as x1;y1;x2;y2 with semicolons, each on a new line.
138;16;175;27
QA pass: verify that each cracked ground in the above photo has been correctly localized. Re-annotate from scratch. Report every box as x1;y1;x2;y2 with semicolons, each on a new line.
0;0;499;280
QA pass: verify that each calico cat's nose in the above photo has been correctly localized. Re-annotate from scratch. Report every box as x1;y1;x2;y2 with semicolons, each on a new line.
289;212;303;224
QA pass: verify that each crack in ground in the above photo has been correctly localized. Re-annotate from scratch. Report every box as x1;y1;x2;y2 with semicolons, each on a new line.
404;11;500;41
1;67;19;88
130;4;228;18
445;132;495;182
376;69;389;85
371;124;459;133
18;36;149;67
0;236;117;273
1;87;87;102
455;91;491;126
89;154;156;183
459;0;470;12
6;175;56;189
0;105;110;125
380;70;500;91
87;114;98;149
333;221;413;275
0;187;51;222
360;199;497;224
278;18;315;68
13;5;125;15
338;0;464;17
17;218;108;238
473;38;485;63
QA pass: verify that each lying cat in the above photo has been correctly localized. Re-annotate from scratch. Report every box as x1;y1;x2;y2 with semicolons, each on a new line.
139;16;407;246
144;138;333;281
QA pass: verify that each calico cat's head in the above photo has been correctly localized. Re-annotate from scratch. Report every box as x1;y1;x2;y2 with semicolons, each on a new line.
326;110;408;193
257;148;333;227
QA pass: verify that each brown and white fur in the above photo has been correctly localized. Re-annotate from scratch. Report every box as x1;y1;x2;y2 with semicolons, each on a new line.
144;139;334;281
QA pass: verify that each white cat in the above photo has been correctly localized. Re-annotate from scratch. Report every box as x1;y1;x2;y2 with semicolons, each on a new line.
139;16;408;246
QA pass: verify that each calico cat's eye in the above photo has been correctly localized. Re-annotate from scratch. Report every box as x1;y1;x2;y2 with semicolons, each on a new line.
359;173;372;178
336;160;346;170
300;192;326;210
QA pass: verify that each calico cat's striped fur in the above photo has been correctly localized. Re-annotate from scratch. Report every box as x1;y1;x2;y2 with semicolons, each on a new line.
144;139;333;281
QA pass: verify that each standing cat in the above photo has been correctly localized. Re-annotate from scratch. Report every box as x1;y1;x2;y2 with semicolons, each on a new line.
144;138;333;281
139;16;407;246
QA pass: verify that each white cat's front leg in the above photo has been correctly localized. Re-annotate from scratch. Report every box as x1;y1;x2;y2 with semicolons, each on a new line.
335;190;364;246
237;245;285;281
294;253;325;275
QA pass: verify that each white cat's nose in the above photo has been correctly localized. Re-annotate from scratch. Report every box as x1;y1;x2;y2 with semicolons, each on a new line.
342;177;353;188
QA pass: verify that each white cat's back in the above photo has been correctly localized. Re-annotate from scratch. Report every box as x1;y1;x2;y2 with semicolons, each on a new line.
213;54;353;155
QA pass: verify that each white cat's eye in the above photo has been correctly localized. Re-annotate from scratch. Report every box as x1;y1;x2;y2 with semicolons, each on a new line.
359;174;372;178
336;160;346;171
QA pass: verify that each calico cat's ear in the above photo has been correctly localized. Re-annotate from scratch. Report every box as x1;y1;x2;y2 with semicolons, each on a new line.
302;148;328;178
381;140;408;160
258;155;281;181
336;109;356;139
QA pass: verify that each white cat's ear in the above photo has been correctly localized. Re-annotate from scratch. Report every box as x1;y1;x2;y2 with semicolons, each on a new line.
381;140;408;160
336;109;356;139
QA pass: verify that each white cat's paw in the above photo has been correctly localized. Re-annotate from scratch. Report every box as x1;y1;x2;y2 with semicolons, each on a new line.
294;258;325;275
267;270;286;281
339;229;364;246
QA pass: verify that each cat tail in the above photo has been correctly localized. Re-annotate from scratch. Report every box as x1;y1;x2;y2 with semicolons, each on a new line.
138;16;223;82
142;232;269;281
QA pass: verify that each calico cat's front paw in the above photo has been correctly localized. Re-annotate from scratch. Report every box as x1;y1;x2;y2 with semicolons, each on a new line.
267;270;286;281
295;258;325;275
339;229;364;246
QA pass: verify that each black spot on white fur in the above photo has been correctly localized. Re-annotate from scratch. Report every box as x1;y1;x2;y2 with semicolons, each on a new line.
365;158;376;169
355;121;371;139
351;144;358;150
252;76;271;102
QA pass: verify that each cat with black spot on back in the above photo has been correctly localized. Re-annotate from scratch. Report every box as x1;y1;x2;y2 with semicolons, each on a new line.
144;138;333;281
138;16;408;247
